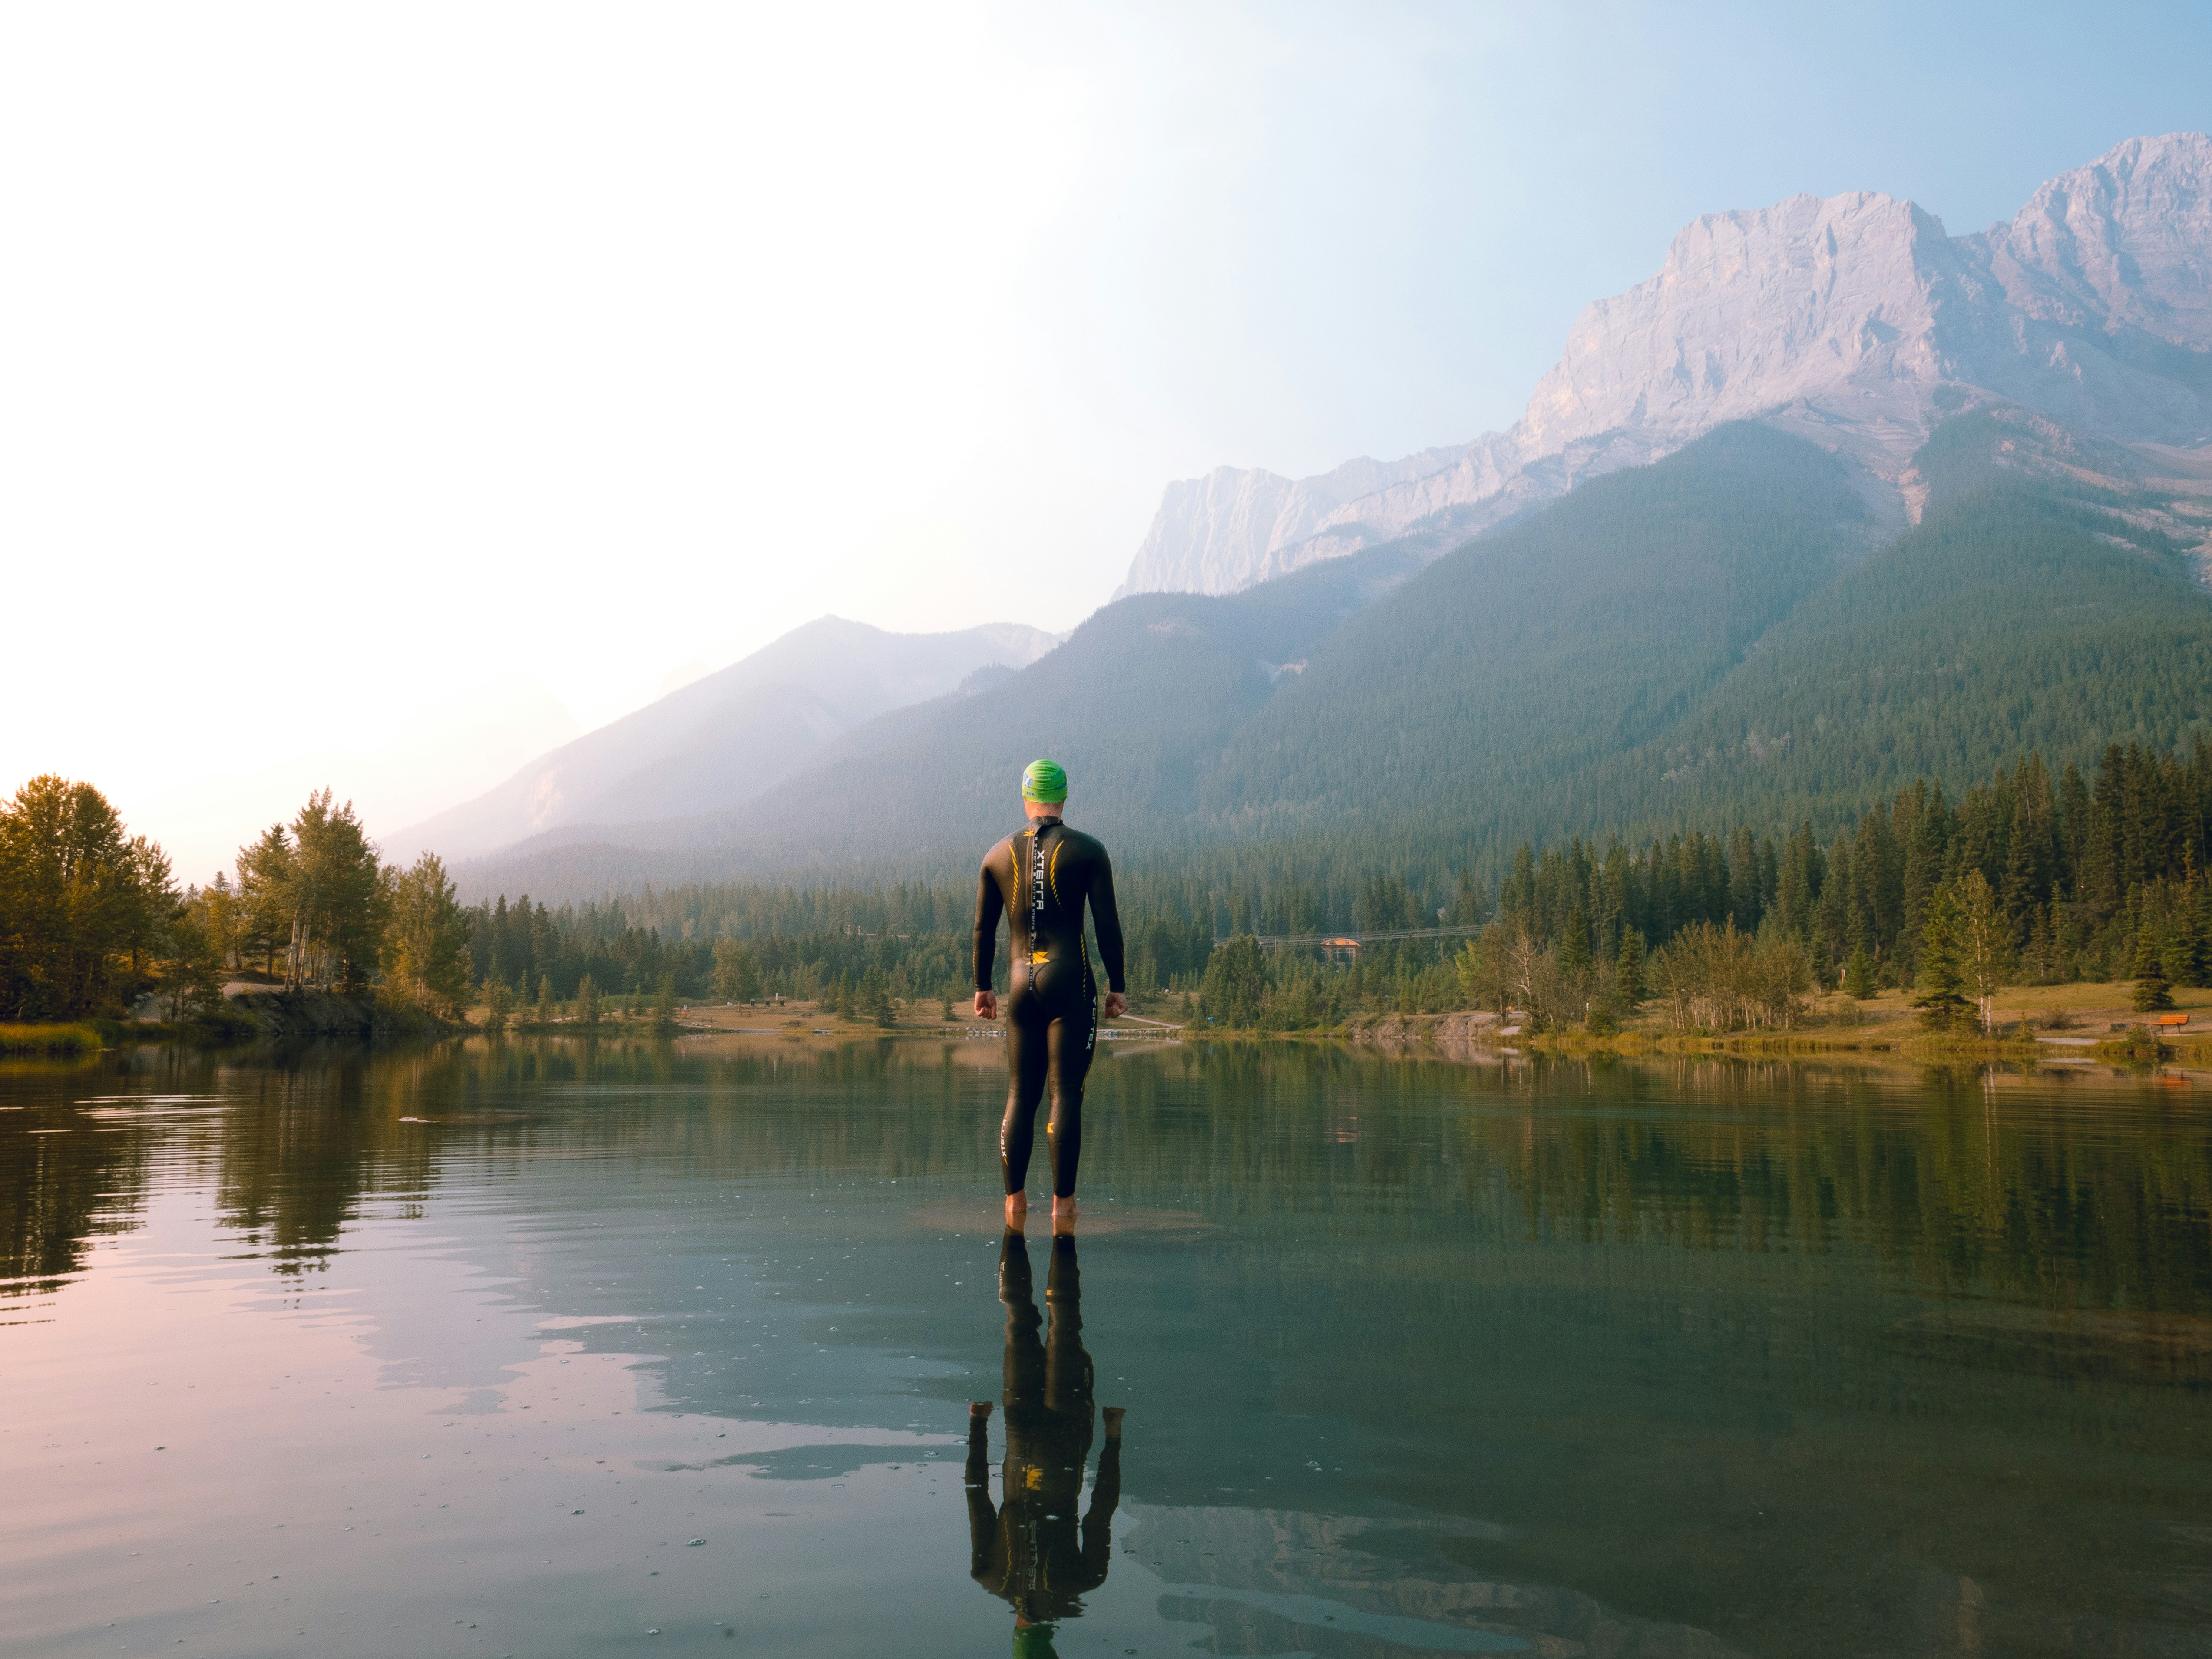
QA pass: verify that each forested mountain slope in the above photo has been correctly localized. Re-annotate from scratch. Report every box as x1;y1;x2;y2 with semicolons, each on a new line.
1207;411;2212;849
1198;424;1874;835
456;418;2212;903
1585;491;2212;833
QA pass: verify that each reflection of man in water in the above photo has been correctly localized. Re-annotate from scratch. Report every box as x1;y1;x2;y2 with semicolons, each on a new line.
967;1229;1124;1656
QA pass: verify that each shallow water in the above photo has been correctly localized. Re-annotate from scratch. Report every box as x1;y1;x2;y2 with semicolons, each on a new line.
2;1038;2208;1659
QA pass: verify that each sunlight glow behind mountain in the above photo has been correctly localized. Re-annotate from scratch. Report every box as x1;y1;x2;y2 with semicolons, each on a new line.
5;1;2211;877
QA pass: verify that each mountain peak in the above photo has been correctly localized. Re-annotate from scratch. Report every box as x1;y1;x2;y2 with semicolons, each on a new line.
1981;131;2212;347
1521;187;1944;456
1119;135;2212;599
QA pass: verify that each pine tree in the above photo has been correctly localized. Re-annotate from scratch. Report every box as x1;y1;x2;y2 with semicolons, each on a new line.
2131;924;2176;1012
712;939;760;1004
2172;863;2210;989
483;977;512;1035
576;972;600;1026
653;971;679;1030
1912;885;1971;1031
1844;941;1875;999
488;894;511;985
861;964;893;1026
1726;826;1761;930
1614;929;1645;1004
535;974;555;1027
2021;904;2060;985
1559;906;1592;975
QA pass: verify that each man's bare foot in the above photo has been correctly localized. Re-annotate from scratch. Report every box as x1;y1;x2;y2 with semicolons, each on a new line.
970;1401;993;1420
1051;1197;1078;1234
1102;1406;1125;1438
1005;1192;1029;1228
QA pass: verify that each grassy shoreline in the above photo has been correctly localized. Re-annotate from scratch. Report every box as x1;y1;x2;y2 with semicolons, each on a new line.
564;985;2209;1071
1246;981;2212;1070
0;1021;105;1056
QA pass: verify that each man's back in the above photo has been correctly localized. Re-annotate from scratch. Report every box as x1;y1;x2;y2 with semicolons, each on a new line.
971;762;1129;1220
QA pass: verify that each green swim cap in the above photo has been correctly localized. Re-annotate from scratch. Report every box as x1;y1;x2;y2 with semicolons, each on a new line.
1012;1624;1058;1659
1021;759;1068;803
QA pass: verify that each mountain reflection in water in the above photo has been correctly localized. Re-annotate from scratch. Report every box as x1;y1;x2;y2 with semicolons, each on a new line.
0;1038;2207;1659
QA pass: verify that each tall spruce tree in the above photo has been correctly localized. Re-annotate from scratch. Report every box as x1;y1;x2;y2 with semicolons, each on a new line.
2131;923;2176;1012
1844;941;1875;999
1912;885;1971;1031
1559;907;1592;975
1614;929;1645;1004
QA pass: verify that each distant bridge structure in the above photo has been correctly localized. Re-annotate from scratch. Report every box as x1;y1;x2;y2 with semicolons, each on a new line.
1211;924;1488;951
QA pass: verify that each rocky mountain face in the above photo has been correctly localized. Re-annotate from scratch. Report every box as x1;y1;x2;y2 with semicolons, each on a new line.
1120;133;2212;596
389;616;1056;864
1110;445;1471;598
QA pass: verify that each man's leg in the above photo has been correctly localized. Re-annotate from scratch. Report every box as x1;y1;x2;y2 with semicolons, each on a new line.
1042;1233;1091;1414
1043;1006;1095;1202
1001;1005;1050;1199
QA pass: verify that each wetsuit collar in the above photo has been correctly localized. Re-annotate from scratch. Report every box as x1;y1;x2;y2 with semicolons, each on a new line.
1026;816;1061;828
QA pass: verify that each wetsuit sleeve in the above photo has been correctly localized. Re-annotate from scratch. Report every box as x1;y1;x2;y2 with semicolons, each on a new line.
1088;846;1126;994
973;856;1004;993
965;1413;1002;1588
1081;1432;1121;1588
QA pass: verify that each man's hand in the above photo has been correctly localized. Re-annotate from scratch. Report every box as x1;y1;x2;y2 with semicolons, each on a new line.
973;990;997;1020
1102;991;1128;1019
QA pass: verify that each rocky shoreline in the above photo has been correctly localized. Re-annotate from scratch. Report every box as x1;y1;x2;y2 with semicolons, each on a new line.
226;990;455;1042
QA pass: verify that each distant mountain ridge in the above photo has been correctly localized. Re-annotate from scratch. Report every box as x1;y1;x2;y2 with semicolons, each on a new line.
1120;132;2212;597
456;414;2212;903
389;616;1055;865
437;134;2212;902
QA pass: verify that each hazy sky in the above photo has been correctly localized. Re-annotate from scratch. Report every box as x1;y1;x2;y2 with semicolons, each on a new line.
6;0;2210;879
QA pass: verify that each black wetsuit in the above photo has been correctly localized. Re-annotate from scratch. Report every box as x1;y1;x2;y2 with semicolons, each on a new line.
972;818;1125;1199
967;1231;1121;1624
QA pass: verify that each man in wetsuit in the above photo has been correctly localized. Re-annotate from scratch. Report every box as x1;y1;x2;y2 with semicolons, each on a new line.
967;1229;1124;1654
973;759;1127;1228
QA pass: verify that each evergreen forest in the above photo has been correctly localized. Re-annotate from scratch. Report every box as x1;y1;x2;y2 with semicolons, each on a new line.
463;415;2212;906
0;778;474;1027
10;411;2212;1038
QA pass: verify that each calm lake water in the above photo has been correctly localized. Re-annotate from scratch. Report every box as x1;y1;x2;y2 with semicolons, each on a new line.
2;1038;2209;1659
